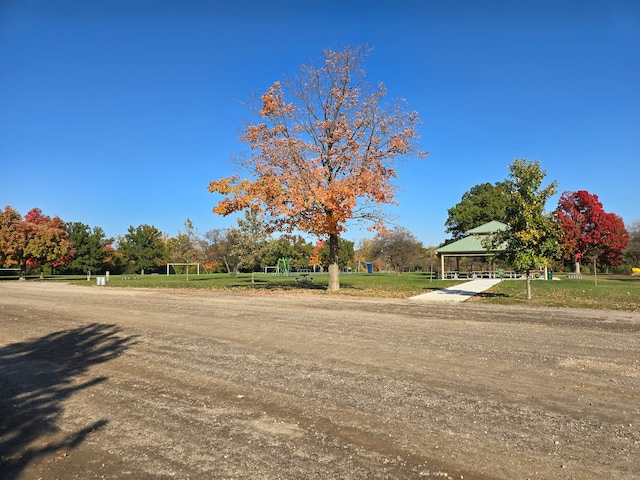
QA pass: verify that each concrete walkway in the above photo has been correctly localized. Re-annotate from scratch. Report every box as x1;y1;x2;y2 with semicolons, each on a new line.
410;278;502;302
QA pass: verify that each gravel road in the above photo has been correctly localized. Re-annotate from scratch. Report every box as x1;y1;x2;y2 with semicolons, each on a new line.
1;281;639;479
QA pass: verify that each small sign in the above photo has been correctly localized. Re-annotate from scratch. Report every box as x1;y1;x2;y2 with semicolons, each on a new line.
498;269;505;279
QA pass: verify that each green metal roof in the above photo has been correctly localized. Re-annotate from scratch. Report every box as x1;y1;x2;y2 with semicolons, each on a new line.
435;221;508;255
466;220;507;234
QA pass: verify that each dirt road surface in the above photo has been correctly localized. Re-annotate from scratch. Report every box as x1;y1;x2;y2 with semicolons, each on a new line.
1;282;639;479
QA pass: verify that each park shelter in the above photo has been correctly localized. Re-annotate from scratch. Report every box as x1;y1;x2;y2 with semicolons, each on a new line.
435;221;508;278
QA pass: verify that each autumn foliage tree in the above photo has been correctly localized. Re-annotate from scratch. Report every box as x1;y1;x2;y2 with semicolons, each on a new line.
556;190;629;273
208;46;426;291
0;206;72;279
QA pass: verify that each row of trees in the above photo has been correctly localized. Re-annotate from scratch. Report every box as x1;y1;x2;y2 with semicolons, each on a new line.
1;178;636;283
0;205;436;278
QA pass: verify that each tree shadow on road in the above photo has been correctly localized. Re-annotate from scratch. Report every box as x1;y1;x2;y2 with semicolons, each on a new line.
0;323;137;479
471;291;510;298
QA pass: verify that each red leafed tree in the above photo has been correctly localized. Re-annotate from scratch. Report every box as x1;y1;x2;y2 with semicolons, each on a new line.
556;191;629;273
0;206;72;279
208;46;427;291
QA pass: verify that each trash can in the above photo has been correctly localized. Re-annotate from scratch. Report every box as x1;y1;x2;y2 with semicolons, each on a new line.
96;277;107;286
547;270;553;280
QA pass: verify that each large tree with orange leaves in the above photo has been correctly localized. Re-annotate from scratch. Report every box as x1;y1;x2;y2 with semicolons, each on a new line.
209;46;426;291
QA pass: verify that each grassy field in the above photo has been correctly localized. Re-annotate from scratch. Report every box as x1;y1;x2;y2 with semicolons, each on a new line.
4;272;639;311
73;272;461;298
476;274;640;311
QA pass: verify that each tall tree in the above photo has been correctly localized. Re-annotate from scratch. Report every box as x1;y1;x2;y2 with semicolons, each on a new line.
489;160;560;300
0;206;71;279
0;206;23;271
208;46;426;291
58;222;114;275
371;226;422;275
597;213;629;269
624;220;640;268
556;190;629;273
445;182;509;240
118;225;167;274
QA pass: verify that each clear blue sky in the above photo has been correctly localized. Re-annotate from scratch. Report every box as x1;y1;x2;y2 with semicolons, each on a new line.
2;0;638;246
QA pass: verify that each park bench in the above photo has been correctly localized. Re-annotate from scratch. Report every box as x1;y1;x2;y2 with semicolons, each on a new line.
123;274;139;280
566;273;582;279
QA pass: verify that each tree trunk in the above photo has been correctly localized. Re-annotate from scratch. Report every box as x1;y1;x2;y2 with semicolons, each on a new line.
19;263;26;281
575;260;581;275
526;270;532;300
327;233;340;292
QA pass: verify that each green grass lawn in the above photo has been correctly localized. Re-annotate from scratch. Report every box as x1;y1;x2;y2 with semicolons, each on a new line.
6;271;639;311
69;272;461;298
475;275;640;311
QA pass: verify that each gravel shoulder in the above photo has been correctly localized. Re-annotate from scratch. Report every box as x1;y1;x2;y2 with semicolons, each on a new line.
1;282;639;479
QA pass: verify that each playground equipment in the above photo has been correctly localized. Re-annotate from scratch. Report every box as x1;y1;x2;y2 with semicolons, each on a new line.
275;257;289;276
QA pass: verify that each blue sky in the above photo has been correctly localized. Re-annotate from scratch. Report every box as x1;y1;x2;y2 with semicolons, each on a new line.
1;0;638;246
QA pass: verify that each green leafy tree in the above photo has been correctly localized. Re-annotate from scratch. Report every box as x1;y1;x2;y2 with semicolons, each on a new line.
58;222;114;275
235;210;270;272
624;220;640;268
118;224;167;274
445;182;508;240
489;160;560;300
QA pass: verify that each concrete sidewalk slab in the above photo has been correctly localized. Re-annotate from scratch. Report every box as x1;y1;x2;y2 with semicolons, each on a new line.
410;279;502;302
